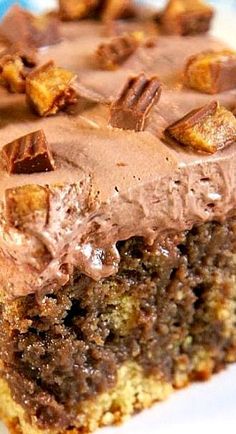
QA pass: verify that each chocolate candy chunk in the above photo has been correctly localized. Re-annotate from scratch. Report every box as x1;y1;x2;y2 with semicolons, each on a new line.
0;54;26;93
6;42;38;68
0;42;37;93
160;0;214;36
5;185;49;229
165;101;236;154
184;50;236;94
26;61;77;117
30;14;61;47
0;5;60;48
1;130;55;175
109;74;162;131
59;0;101;21
0;5;33;46
59;0;136;22
95;33;140;70
0;40;38;68
101;0;136;21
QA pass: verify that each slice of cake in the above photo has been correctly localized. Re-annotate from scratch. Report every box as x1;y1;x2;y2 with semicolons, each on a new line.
0;1;236;433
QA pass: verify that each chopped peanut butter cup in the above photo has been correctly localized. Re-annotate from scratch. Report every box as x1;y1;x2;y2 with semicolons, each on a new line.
5;184;49;229
101;0;136;21
184;50;236;94
0;54;27;93
1;42;38;68
95;33;140;70
30;14;61;47
26;61;77;117
59;0;136;21
159;0;214;36
59;0;101;20
1;130;55;175
109;74;162;131
165;101;236;153
0;5;60;48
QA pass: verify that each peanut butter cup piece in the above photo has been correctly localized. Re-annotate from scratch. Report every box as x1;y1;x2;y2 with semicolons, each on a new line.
0;54;26;93
0;5;33;46
59;0;101;20
109;73;162;131
160;0;214;36
101;0;136;21
1;130;55;174
31;14;61;47
95;33;140;70
26;61;77;117
1;41;38;68
0;5;60;48
165;101;236;153
5;185;49;229
184;50;236;94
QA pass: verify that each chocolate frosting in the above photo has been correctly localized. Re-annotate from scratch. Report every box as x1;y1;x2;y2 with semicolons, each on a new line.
0;19;236;298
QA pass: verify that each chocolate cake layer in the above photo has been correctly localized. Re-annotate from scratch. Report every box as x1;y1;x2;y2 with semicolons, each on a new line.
0;20;236;298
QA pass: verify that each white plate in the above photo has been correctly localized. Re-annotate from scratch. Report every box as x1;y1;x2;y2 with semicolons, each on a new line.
1;5;236;434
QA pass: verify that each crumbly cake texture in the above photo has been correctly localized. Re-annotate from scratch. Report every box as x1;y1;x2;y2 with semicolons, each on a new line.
0;1;236;434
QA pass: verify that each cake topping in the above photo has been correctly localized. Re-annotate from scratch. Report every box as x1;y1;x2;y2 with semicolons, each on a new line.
59;0;101;21
0;54;27;93
1;130;55;175
159;0;214;35
95;33;140;70
165;101;236;153
0;4;236;297
101;0;136;21
26;61;78;117
59;0;136;21
5;184;49;229
0;5;60;48
28;14;61;47
2;42;38;68
184;50;236;94
109;74;162;131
